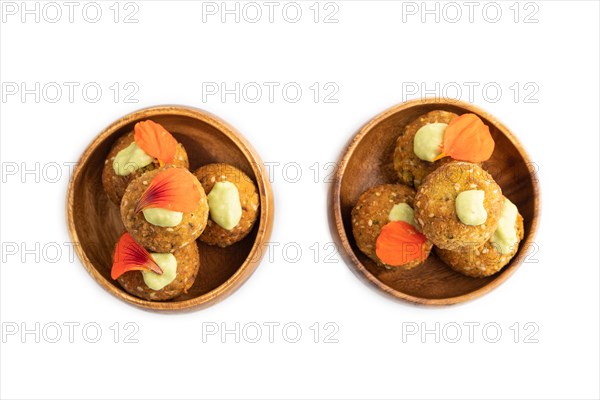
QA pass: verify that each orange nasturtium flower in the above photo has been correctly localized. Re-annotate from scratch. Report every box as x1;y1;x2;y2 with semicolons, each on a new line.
111;233;162;280
134;168;201;214
134;120;177;164
375;221;428;266
433;113;495;163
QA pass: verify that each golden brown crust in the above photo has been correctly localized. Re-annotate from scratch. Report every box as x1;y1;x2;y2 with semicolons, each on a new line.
117;241;200;301
194;163;260;247
414;161;503;251
351;184;433;269
436;212;524;277
393;110;458;188
120;166;209;253
101;132;189;205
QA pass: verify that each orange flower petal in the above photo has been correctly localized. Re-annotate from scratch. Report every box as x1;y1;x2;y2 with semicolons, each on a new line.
111;233;162;280
432;152;448;162
375;221;428;266
134;120;177;164
135;168;201;214
441;113;495;162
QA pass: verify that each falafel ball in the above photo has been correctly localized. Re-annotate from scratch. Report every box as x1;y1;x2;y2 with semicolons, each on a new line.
120;166;209;253
414;161;503;251
393;110;458;188
117;241;200;301
351;184;433;269
102;132;189;205
436;199;524;277
194;163;260;247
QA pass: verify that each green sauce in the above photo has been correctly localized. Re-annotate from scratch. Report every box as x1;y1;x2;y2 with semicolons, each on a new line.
142;253;177;290
490;198;519;254
143;207;183;227
112;142;154;176
207;181;242;230
413;123;447;162
455;190;487;226
388;203;416;226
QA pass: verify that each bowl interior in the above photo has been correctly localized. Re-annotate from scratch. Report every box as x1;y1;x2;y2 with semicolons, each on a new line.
70;108;268;309
336;101;538;303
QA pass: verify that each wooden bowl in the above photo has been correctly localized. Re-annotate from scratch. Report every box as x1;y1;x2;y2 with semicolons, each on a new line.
67;106;274;312
331;98;540;305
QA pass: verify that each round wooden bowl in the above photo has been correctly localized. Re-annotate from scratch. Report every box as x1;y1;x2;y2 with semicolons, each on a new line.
331;98;540;305
67;106;274;312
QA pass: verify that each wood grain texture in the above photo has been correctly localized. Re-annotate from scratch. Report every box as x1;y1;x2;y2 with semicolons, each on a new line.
330;98;540;305
67;105;274;312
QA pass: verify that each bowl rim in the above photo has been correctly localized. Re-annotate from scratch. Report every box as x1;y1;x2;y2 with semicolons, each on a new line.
66;105;274;312
331;98;540;306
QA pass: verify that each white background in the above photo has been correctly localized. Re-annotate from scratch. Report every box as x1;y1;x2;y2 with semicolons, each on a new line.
1;1;599;399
